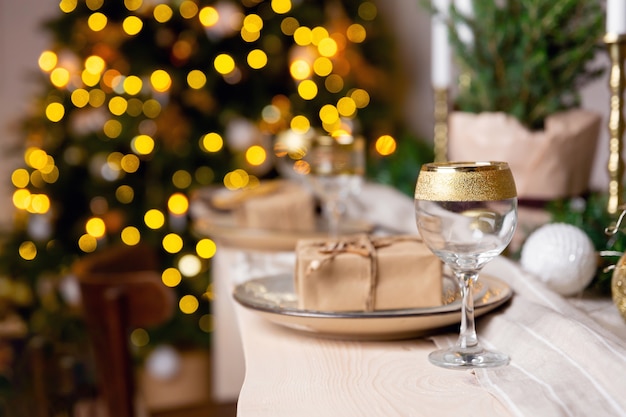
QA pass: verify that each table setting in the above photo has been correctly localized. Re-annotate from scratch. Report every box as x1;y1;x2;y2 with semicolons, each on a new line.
189;131;626;416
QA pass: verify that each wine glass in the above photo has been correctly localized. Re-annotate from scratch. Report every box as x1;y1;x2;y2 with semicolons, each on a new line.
414;161;517;369
306;133;365;238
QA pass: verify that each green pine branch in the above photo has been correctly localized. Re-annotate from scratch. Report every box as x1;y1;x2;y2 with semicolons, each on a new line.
424;0;606;130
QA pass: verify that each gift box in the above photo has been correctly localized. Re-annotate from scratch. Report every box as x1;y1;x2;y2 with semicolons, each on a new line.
213;180;316;232
295;234;443;312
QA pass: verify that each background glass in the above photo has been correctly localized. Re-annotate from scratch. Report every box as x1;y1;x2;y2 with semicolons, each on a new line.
306;133;365;238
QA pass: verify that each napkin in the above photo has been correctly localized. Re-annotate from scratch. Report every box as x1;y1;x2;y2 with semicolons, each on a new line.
431;256;626;417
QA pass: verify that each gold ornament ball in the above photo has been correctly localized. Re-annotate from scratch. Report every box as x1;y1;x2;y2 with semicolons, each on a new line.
612;254;626;322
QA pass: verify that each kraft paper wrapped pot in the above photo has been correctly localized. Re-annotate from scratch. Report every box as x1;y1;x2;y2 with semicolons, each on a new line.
448;109;601;201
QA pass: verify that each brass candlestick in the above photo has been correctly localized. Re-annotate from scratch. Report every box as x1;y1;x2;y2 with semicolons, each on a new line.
605;33;626;215
433;87;449;162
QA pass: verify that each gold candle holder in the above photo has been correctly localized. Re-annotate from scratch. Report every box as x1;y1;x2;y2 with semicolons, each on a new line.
605;33;626;214
433;87;449;162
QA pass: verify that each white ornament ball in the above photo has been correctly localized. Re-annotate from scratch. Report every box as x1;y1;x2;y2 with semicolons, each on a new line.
520;223;597;296
145;345;181;380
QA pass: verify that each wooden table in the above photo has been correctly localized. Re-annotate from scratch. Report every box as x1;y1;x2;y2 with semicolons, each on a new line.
235;304;513;417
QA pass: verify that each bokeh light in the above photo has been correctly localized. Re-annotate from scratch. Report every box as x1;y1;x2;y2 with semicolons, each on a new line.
116;185;134;204
87;12;107;31
224;169;250;190
11;169;30;189
214;54;236;75
154;4;173;22
179;0;199;19
271;0;292;14
172;170;192;189
124;0;142;11
19;241;37;261
198;6;218;27
85;55;105;74
187;70;207;89
162;268;182;287
46;103;65;122
168;193;189;215
347;24;367;43
150;70;172;92
38;51;57;72
50;68;70;88
78;234;98;253
85;217;106;238
247;49;268;69
71;89;90;107
200;132;224;153
144;209;165;229
108;96;128;116
130;328;149;347
317;37;338;57
59;0;78;13
131;134;155;155
290;59;311;80
245;145;267;166
179;294;199;314
337;97;356;117
122;16;143;36
319;104;339;125
121;226;141;245
297;80;318;100
375;135;397;156
293;26;312;46
178;254;202;277
124;75;143;95
196;239;217;259
162;233;183;253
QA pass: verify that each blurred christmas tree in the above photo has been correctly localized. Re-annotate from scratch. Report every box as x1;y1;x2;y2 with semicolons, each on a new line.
0;0;431;379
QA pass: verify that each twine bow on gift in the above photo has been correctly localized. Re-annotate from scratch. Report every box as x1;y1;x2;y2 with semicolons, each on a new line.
305;235;422;311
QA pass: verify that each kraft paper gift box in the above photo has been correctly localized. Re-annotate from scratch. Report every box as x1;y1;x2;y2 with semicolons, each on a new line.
295;234;443;312
212;179;316;232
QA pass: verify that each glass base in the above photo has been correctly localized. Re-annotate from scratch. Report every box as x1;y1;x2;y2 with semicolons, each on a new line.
428;345;509;370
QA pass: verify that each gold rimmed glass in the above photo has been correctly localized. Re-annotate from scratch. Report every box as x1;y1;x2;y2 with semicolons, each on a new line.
415;161;517;369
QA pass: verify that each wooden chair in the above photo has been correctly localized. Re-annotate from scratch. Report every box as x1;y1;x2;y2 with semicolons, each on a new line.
73;244;175;417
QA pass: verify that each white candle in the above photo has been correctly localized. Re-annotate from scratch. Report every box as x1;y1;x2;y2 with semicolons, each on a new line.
454;0;474;45
431;0;451;88
607;0;626;35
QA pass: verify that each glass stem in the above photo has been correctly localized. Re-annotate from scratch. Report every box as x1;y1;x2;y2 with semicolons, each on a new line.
455;270;479;350
325;199;342;239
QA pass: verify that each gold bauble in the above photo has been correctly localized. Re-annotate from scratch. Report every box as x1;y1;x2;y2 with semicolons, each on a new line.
611;254;626;321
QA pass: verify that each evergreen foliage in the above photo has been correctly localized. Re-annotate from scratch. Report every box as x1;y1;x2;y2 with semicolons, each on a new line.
429;0;606;130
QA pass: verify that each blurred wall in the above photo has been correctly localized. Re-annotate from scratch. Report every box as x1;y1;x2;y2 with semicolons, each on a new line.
0;0;58;229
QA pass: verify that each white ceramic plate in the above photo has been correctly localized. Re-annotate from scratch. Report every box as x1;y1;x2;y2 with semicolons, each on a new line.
233;274;511;340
